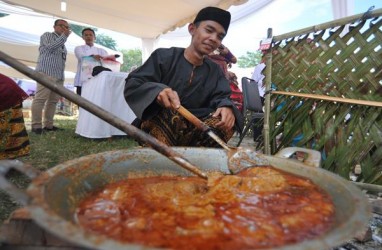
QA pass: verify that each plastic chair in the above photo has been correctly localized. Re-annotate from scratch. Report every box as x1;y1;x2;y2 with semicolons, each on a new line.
236;77;264;147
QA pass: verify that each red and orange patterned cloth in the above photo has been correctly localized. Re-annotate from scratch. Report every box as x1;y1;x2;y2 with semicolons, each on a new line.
0;73;29;112
0;73;30;160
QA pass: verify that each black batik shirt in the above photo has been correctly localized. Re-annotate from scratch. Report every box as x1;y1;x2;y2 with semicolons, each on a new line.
124;47;243;131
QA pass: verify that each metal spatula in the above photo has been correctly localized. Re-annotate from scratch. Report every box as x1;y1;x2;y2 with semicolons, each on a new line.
177;106;269;174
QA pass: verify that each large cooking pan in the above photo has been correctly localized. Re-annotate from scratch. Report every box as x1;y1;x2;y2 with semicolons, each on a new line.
0;147;371;250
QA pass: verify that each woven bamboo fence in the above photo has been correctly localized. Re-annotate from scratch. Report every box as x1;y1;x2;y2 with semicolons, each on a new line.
262;9;382;184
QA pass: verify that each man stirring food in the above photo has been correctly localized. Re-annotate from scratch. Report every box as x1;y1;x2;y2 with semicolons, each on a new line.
124;6;243;147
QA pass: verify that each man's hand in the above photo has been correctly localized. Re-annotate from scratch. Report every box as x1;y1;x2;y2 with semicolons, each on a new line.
156;88;180;110
93;55;103;61
212;107;235;130
63;26;71;37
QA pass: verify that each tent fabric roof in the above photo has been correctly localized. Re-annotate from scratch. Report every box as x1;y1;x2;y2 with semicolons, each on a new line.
2;0;249;39
0;0;354;82
0;0;273;81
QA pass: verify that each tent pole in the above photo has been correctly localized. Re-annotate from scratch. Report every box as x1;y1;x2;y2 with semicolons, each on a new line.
263;28;272;155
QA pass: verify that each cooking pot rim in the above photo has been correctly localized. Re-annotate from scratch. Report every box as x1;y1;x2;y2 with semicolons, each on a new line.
26;147;371;250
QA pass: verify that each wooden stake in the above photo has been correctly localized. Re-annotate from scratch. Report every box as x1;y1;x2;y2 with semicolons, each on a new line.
272;91;382;107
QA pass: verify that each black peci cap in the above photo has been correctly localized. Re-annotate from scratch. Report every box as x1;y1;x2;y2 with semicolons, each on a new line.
193;6;231;32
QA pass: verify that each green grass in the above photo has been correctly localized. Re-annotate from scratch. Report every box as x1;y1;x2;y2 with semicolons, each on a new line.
0;115;139;223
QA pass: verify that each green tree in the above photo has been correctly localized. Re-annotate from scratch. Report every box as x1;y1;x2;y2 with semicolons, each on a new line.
95;34;117;50
237;51;262;68
69;23;86;37
68;24;117;50
120;48;142;72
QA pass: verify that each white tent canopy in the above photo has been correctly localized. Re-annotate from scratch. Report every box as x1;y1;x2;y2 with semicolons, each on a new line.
0;0;359;82
2;0;250;38
1;0;274;61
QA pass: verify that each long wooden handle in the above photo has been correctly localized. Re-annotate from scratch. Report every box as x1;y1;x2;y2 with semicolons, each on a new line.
177;106;231;151
0;50;208;179
177;106;210;132
272;91;382;107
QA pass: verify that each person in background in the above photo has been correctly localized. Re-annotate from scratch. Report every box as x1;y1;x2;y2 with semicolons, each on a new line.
0;73;30;160
219;44;237;64
251;59;266;105
31;19;71;134
250;52;268;143
124;6;243;147
208;43;237;79
74;28;108;95
208;43;242;113
227;71;243;113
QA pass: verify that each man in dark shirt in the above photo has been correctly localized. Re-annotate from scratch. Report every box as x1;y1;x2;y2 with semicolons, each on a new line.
124;6;243;147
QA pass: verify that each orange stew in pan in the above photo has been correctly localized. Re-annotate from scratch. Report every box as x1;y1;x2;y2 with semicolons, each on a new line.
76;166;335;250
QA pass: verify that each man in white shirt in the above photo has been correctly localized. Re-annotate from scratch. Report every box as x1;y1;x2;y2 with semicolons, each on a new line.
251;61;266;104
249;61;266;142
73;28;108;95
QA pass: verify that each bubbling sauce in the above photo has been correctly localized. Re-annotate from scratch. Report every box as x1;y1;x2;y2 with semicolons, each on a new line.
75;166;335;250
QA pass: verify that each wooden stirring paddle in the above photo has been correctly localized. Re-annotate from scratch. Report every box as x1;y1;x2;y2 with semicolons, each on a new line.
177;106;269;174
